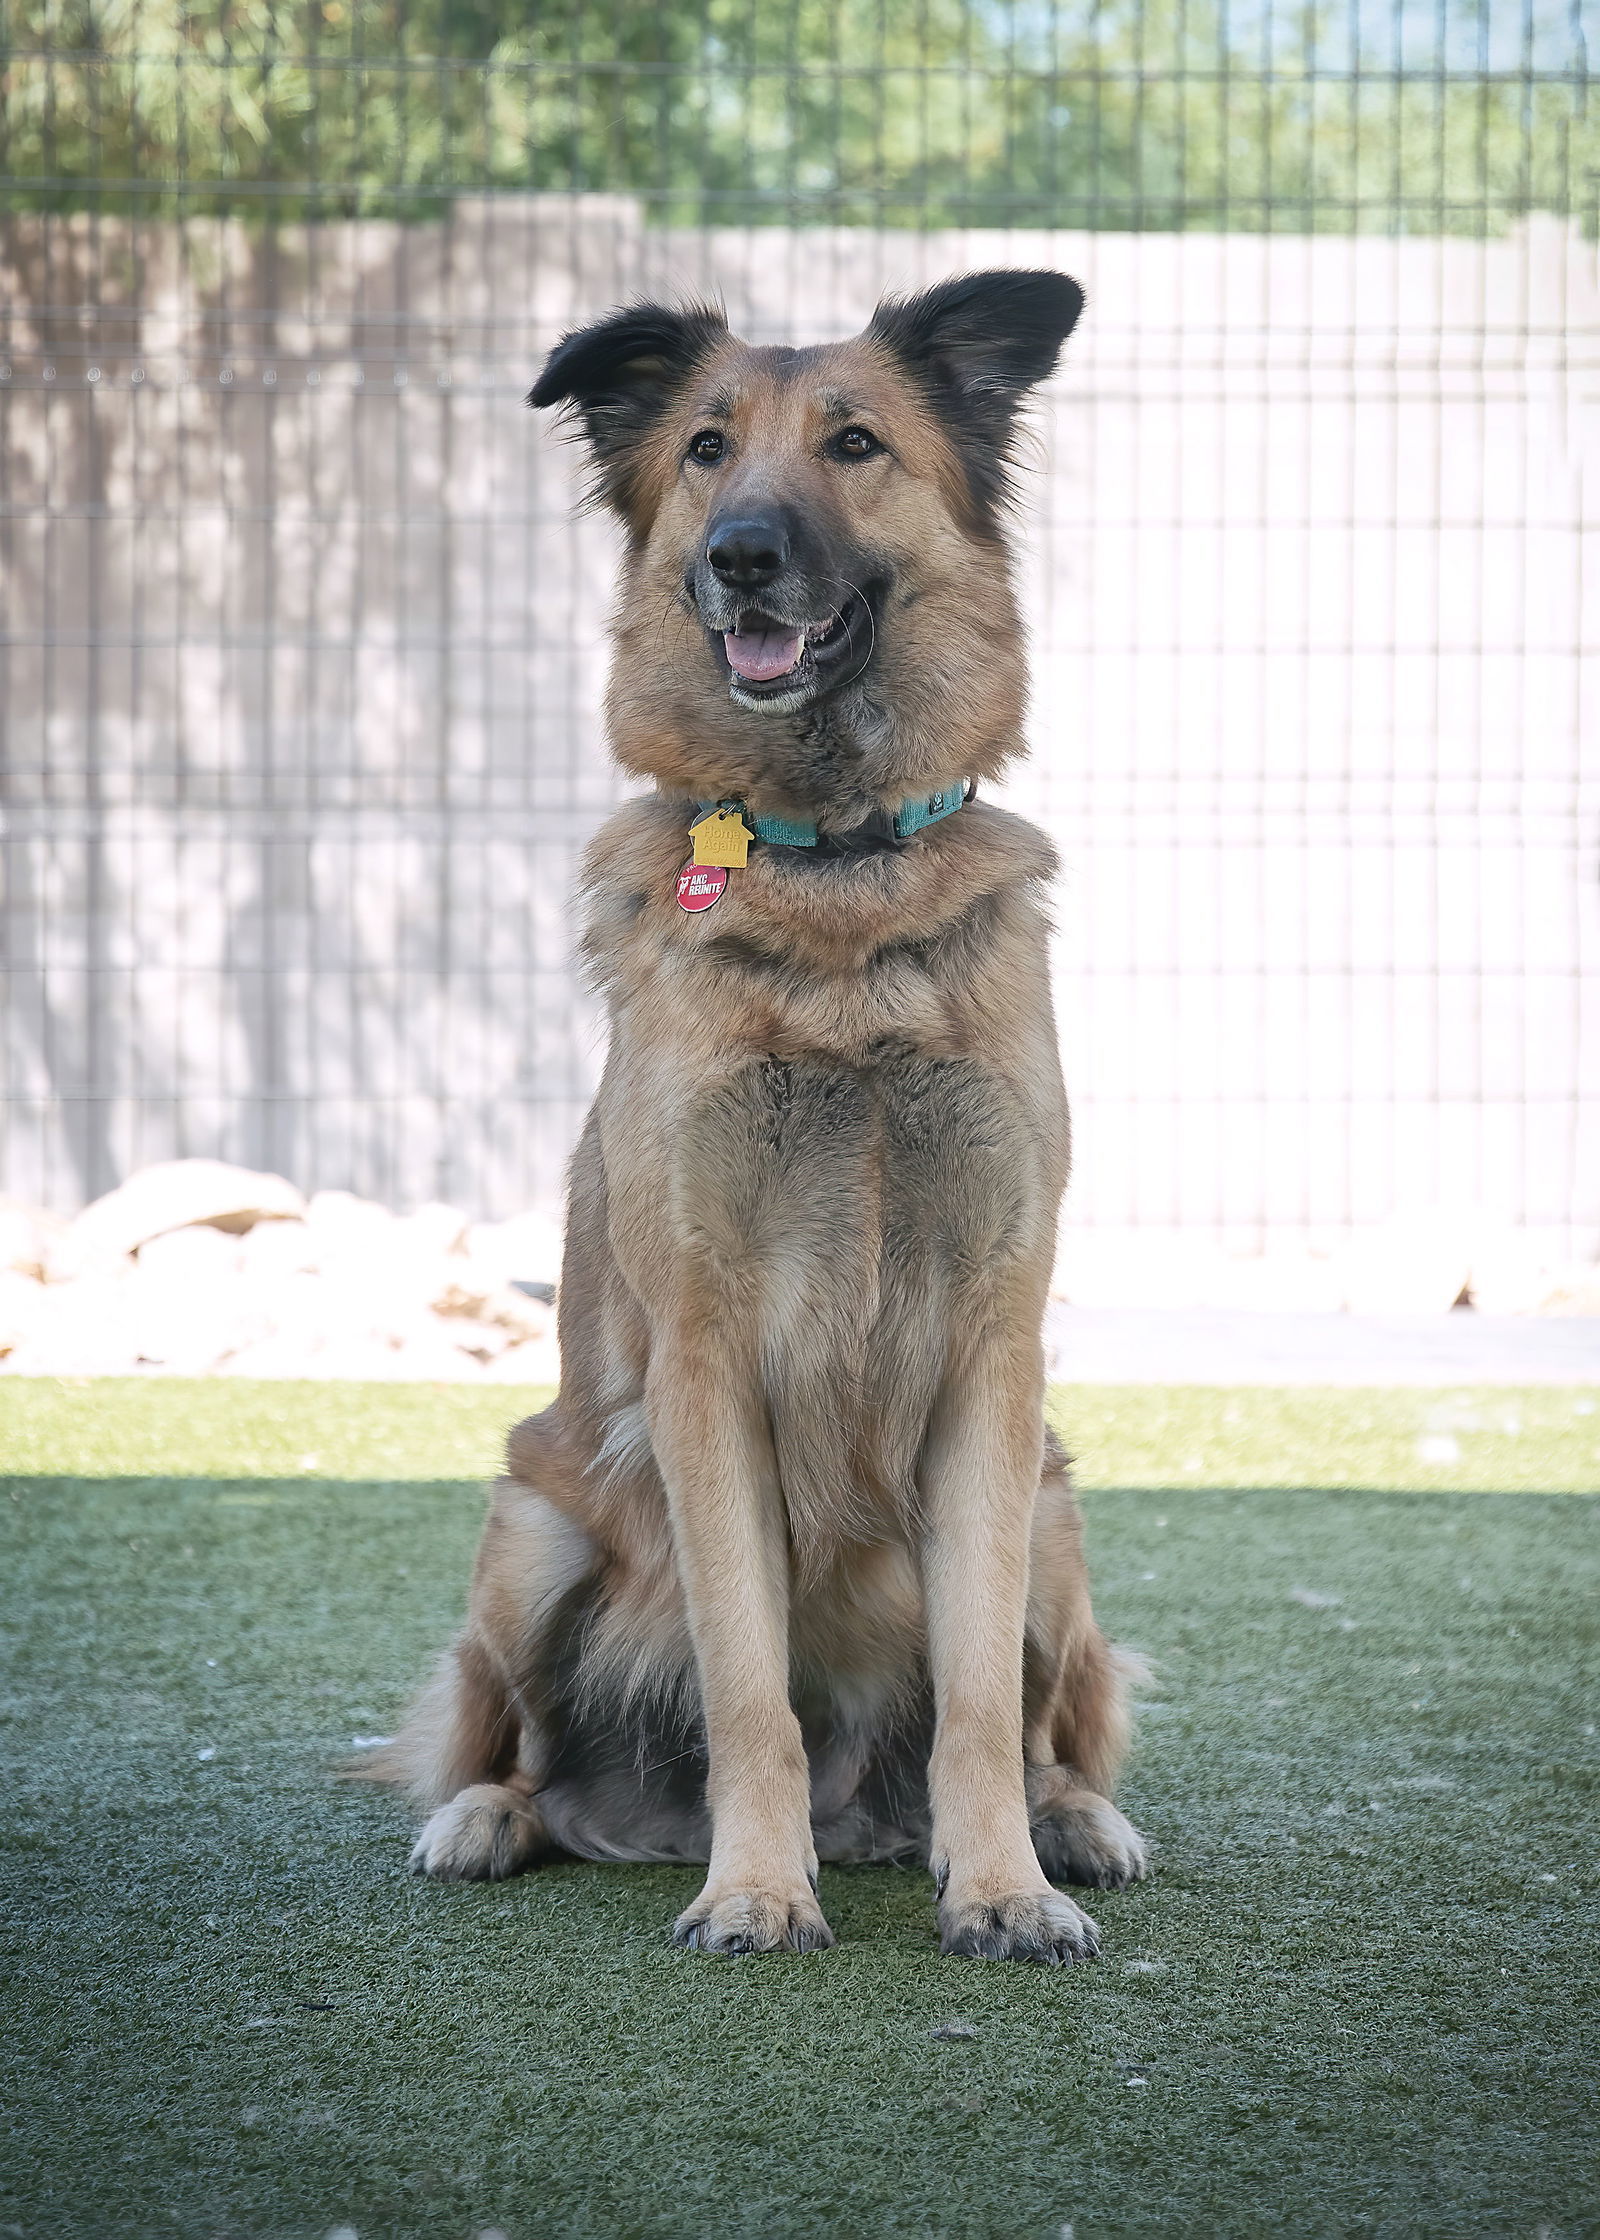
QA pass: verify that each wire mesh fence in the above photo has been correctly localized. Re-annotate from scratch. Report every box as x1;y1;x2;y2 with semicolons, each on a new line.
2;4;1596;1263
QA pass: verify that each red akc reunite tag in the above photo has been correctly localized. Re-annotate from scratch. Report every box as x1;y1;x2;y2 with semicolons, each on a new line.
676;862;728;912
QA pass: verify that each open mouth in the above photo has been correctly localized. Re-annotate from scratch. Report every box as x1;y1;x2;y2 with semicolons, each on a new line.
716;592;873;698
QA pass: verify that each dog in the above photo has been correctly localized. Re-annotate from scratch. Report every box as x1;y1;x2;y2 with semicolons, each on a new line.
368;269;1148;1962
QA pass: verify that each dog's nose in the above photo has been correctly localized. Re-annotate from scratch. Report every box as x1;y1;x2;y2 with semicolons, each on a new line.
706;515;789;591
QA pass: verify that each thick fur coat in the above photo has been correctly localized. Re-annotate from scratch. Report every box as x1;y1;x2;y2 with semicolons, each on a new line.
369;270;1147;1962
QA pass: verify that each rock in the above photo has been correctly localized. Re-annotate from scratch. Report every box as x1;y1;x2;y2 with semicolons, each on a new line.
1200;1253;1347;1314
1533;1265;1600;1315
1051;1231;1242;1310
303;1190;396;1260
1469;1242;1600;1316
462;1208;564;1292
2;1176;568;1379
0;1270;47;1358
411;1309;507;1377
253;1265;397;1354
236;1219;320;1279
482;1332;561;1383
135;1225;244;1284
0;1200;65;1281
431;1275;553;1345
119;1261;270;1374
219;1309;494;1382
1466;1241;1549;1315
394;1202;471;1260
1052;1232;1348;1313
1054;1225;1600;1317
215;1330;362;1379
58;1160;306;1277
1;1272;145;1375
1337;1223;1472;1315
304;1194;473;1315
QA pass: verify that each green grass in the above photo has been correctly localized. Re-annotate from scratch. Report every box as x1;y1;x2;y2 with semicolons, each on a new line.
3;1383;1598;2238
4;1377;1599;1492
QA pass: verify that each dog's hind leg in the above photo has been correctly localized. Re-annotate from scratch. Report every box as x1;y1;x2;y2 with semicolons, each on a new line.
1025;1632;1148;1893
363;1469;597;1882
398;1629;548;1883
1022;1451;1149;1893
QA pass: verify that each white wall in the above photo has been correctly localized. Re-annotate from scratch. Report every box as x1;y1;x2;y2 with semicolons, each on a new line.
2;204;1594;1259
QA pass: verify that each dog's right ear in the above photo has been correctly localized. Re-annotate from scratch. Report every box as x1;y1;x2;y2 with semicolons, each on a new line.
528;302;728;518
869;270;1084;530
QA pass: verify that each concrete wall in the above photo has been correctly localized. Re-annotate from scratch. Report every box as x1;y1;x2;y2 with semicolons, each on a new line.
2;202;1595;1256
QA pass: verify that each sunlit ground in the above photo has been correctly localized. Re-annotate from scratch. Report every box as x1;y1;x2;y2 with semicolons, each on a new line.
4;1377;1597;1492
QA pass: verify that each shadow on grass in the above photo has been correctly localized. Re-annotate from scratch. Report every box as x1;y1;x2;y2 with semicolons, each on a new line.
3;1474;1598;2236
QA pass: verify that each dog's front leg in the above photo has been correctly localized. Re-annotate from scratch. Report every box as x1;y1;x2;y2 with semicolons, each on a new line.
647;1326;833;1956
920;1329;1101;1964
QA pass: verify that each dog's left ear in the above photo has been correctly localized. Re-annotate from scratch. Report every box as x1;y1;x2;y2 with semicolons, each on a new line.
528;300;728;518
868;269;1084;519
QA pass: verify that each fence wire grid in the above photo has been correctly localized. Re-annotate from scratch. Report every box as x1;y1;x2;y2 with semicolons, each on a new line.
1;2;1597;1258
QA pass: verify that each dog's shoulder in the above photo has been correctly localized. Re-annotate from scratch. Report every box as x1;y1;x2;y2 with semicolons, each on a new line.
578;793;692;989
943;797;1059;887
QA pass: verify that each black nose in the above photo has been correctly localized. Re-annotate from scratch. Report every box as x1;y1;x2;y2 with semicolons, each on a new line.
706;514;789;590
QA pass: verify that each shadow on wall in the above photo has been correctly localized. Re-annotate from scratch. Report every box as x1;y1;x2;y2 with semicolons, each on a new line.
1;204;1595;1258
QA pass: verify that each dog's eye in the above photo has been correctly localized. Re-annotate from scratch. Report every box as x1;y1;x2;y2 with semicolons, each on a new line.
834;427;880;459
688;429;726;464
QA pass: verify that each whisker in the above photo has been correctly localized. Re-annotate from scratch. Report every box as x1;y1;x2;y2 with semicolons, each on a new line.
824;574;877;687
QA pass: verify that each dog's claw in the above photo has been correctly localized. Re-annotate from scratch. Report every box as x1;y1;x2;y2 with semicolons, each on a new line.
673;1884;835;1956
939;1886;1100;1965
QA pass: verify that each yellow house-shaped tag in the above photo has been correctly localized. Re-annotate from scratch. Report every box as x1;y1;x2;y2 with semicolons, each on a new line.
690;807;752;869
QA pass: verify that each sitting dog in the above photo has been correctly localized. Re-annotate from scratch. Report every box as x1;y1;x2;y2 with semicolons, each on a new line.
371;269;1148;1961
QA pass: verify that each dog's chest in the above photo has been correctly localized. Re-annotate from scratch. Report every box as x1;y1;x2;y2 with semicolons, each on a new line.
679;1047;1043;1286
668;1048;1058;1539
681;1039;1053;1335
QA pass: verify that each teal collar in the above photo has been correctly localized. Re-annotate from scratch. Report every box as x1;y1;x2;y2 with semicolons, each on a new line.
693;781;972;848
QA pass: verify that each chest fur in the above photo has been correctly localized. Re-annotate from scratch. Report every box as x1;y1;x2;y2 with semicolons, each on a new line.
678;1049;1044;1264
652;1050;1062;1546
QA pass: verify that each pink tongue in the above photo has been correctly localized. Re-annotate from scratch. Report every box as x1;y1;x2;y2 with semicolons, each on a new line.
724;624;804;682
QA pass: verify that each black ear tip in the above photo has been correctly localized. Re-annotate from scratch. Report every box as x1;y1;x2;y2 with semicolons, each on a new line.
526;298;729;416
870;266;1086;358
1001;268;1086;335
526;336;578;411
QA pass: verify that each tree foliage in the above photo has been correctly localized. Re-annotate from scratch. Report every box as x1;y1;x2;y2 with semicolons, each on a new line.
1;0;1593;230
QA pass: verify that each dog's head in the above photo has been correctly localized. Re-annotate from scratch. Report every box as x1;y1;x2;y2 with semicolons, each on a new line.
529;271;1083;804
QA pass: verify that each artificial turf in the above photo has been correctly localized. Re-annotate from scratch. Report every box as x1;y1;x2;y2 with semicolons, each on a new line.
2;1382;1598;2239
4;1377;1598;1493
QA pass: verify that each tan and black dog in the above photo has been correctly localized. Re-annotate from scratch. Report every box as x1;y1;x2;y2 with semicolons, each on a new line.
370;270;1148;1961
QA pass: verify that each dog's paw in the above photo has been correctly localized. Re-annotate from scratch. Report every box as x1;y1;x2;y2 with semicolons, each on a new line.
409;1783;546;1882
673;1882;835;1956
1027;1771;1150;1891
939;1884;1100;1965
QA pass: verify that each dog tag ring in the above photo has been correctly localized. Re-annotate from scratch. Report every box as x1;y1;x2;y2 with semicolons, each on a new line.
676;862;728;912
689;805;751;868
